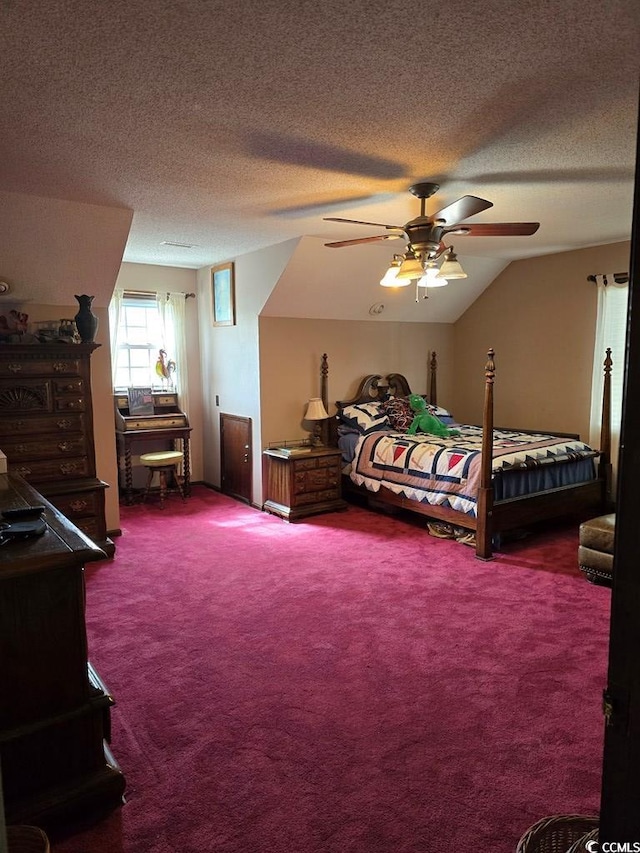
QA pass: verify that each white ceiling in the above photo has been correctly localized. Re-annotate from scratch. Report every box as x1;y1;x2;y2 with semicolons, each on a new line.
0;0;638;317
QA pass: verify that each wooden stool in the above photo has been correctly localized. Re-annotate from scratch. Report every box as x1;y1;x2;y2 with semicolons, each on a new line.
140;451;185;509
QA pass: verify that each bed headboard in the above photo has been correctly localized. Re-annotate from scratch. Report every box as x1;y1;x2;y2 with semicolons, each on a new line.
324;352;439;446
336;372;413;408
335;352;438;409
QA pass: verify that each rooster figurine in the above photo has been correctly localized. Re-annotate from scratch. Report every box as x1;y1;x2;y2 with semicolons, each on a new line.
155;349;176;388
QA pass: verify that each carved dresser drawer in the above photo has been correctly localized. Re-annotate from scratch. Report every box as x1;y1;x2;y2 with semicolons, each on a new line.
52;489;100;520
10;456;91;481
0;412;85;436
0;355;82;378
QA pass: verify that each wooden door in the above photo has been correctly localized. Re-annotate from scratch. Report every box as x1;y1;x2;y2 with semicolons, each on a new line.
598;135;639;840
220;413;252;504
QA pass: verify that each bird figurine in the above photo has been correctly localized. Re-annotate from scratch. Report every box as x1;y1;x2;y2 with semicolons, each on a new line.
155;349;176;388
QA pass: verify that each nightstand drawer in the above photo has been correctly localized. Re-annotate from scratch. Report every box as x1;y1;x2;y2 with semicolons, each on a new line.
296;488;340;506
294;467;338;493
315;455;339;469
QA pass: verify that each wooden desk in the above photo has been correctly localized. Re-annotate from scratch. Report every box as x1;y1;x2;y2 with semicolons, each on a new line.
0;474;125;830
116;425;192;505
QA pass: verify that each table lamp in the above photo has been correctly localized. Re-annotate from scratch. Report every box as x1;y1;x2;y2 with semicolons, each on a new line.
304;397;330;446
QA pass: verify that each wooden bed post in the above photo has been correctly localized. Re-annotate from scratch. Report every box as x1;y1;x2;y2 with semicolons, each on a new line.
320;353;331;446
429;352;438;405
600;347;613;505
320;353;328;412
476;348;496;560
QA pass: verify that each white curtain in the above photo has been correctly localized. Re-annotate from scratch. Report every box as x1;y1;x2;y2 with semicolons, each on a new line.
158;292;190;418
108;287;125;388
589;273;629;487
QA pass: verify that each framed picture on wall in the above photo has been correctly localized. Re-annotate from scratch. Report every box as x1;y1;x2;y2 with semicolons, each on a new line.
211;262;235;326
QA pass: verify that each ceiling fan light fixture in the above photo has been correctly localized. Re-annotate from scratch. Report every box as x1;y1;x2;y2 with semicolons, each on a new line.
437;248;467;280
380;255;410;287
396;249;424;280
417;265;449;288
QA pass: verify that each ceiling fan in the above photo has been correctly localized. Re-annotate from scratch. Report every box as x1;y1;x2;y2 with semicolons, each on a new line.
323;181;540;262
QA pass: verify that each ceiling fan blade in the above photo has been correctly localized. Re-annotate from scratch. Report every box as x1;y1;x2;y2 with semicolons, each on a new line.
431;195;494;224
325;234;404;248
324;216;404;230
444;222;540;236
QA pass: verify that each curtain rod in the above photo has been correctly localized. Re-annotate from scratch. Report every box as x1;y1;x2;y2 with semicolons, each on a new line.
124;289;196;299
587;272;629;283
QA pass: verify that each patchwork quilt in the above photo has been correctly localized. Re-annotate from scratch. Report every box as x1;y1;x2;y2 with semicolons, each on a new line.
350;425;598;516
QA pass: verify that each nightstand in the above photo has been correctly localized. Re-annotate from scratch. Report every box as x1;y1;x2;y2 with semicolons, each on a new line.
263;447;347;521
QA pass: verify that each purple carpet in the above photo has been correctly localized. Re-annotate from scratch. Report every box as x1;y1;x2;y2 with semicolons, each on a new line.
53;486;610;852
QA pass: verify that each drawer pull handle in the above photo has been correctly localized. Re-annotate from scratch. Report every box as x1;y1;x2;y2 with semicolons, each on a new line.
7;363;22;373
15;466;32;475
60;462;80;474
57;419;73;429
53;362;71;372
58;441;73;452
69;500;88;513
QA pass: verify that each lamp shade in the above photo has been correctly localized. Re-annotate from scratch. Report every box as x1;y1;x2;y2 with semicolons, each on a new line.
437;249;467;280
380;257;408;287
396;252;424;280
417;266;449;288
304;398;329;420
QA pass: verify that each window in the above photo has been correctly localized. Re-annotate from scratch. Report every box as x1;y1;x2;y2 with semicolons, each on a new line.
590;273;629;490
109;288;190;414
112;294;165;390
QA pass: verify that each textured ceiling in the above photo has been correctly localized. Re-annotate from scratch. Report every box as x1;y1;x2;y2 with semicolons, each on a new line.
0;0;638;280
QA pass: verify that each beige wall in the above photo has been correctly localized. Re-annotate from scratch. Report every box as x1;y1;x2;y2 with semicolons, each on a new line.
197;240;298;503
452;241;631;440
258;317;455;454
0;190;132;308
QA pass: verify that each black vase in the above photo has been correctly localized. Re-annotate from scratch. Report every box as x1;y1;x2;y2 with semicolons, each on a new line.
74;294;99;343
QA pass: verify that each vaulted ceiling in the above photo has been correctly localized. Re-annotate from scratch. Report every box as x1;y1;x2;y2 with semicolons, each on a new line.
0;0;638;317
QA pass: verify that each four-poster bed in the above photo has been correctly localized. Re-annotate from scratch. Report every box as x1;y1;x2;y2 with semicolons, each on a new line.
328;349;612;560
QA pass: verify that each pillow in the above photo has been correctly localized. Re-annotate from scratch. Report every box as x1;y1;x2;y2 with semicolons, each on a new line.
339;401;389;434
381;396;457;432
422;399;456;426
380;397;414;432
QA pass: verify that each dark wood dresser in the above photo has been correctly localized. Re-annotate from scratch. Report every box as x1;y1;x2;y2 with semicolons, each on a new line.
0;342;112;555
263;446;346;521
0;474;125;830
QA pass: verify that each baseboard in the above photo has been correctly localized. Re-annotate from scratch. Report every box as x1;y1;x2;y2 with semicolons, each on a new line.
199;480;260;509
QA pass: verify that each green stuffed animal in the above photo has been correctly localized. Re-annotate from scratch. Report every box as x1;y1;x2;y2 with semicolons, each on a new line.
407;394;460;437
